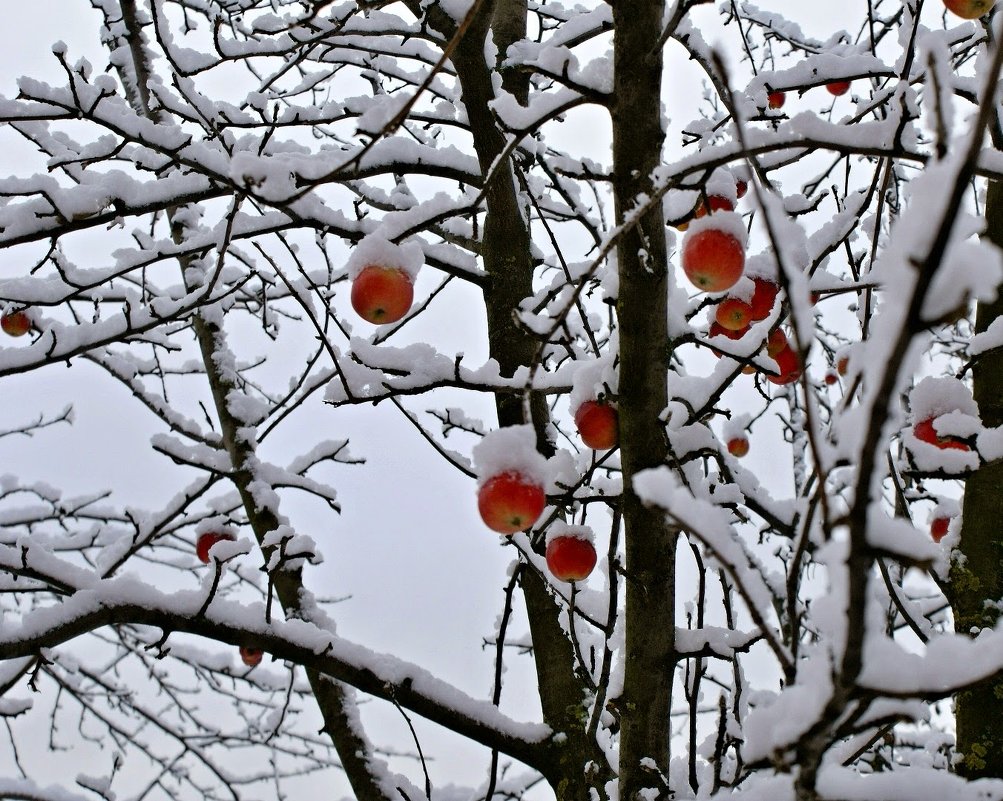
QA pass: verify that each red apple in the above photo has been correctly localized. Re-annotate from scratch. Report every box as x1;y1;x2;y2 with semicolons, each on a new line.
767;91;786;109
715;298;754;331
196;531;236;564
749;279;779;321
682;227;745;292
1;311;30;337
574;400;618;450
735;179;748;199
930;516;950;543
766;328;788;358
824;370;838;386
693;195;735;219
913;418;971;451
350;264;414;324
727;436;749;457
478;472;546;534
239;646;263;667
837;356;849;376
766;345;802;385
826;81;851;97
942;0;996;18
546;535;597;582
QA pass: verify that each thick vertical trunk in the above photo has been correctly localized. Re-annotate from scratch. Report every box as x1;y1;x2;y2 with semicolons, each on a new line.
445;3;602;796
610;2;677;798
952;179;1003;777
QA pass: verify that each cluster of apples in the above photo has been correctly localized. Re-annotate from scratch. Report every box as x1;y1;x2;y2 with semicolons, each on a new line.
708;279;802;386
475;403;618;583
195;531;264;667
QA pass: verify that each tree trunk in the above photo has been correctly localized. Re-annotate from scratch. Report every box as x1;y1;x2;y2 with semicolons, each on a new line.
610;2;677;798
952;179;1003;778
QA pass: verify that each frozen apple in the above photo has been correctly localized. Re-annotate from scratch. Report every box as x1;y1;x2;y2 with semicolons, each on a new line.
826;81;851;96
930;516;950;544
824;370;838;386
727;436;749;458
749;279;779;321
735;179;748;199
766;328;788;358
239;646;263;667
766;345;802;385
942;0;996;18
196;531;236;564
682;226;745;292
716;298;754;331
693;194;735;219
767;91;786;109
1;310;31;337
478;472;546;534
913;418;971;451
350;264;414;324
546;534;597;582
574;400;618;450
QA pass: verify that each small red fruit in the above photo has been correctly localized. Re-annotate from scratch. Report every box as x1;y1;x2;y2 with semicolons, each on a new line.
546;536;598;582
930;516;950;543
766;328;788;358
478;472;546;534
693;195;735;219
682;227;745;292
767;91;786;109
727;436;750;458
239;646;263;667
715;298;754;331
749;279;779;321
767;345;802;385
350;265;414;324
196;531;236;564
735;179;748;199
913;418;971;451
826;81;851;97
574;400;618;450
837;356;849;376
1;311;30;337
824;371;838;386
942;0;996;18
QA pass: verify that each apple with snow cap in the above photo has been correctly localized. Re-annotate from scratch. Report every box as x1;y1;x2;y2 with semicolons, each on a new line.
913;418;971;451
196;531;236;564
346;236;423;325
942;0;996;18
473;425;549;535
574;400;618;450
727;436;749;457
1;310;31;337
681;213;746;293
909;376;980;455
767;91;786;109
239;646;263;667
545;524;597;582
826;81;851;96
930;516;951;543
351;265;414;324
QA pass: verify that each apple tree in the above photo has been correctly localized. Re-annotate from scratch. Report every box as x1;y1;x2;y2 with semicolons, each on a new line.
2;1;1003;799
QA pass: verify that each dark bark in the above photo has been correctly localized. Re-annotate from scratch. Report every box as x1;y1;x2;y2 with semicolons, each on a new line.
610;2;677;798
437;2;606;796
952;179;1003;778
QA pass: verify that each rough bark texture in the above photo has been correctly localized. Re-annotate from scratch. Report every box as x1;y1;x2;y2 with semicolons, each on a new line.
610;2;677;798
952;178;1003;778
443;2;604;795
